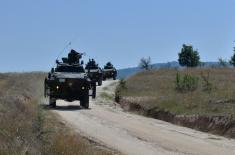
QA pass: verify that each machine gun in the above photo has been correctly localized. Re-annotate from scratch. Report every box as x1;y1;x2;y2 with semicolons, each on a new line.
57;49;85;65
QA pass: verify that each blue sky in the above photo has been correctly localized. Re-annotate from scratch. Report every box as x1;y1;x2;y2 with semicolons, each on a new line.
0;0;235;72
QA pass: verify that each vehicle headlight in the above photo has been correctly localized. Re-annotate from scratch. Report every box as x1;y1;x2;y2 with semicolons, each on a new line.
56;86;59;89
68;82;73;87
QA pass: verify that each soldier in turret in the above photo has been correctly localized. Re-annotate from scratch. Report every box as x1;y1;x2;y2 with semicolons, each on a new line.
85;58;103;86
61;49;83;64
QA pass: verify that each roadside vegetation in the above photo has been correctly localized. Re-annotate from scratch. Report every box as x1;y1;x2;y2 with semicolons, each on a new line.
115;44;235;138
115;68;235;137
116;68;235;115
100;92;113;101
0;73;116;155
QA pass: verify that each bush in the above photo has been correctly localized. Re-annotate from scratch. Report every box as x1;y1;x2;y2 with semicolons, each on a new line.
115;79;127;102
218;58;228;67
175;72;199;92
229;49;235;66
119;78;127;89
200;71;213;92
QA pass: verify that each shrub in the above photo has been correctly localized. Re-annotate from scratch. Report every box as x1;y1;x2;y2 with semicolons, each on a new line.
218;57;228;67
200;71;213;92
119;78;127;89
229;48;235;66
175;72;199;92
115;79;127;102
100;92;113;101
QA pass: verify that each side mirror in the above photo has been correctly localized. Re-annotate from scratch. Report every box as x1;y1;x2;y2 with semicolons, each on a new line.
81;60;84;65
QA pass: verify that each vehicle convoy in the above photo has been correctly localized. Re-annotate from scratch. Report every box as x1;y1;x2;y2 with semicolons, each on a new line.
102;62;117;80
85;59;103;86
44;49;96;108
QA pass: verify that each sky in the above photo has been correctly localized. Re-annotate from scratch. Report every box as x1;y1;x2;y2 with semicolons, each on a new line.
0;0;235;72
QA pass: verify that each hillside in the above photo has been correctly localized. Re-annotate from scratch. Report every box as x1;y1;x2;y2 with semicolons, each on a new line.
117;61;225;79
116;68;235;138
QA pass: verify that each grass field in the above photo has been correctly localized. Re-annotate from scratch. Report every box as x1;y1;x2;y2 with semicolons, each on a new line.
116;68;235;137
0;73;115;155
118;68;235;116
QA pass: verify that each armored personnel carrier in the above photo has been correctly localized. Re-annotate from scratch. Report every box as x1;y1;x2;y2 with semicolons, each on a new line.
85;59;103;86
44;49;96;108
102;62;117;80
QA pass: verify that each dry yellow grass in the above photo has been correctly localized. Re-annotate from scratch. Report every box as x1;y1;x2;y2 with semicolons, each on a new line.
0;73;116;155
119;68;235;115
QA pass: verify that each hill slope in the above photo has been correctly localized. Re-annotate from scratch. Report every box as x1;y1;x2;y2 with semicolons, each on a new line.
116;68;235;138
117;61;224;79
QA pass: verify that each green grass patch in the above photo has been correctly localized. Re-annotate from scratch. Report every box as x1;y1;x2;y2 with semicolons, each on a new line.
100;92;113;101
117;68;235;116
102;86;109;91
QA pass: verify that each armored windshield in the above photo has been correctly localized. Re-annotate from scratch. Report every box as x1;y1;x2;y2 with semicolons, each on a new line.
55;65;85;73
85;59;99;70
85;65;98;70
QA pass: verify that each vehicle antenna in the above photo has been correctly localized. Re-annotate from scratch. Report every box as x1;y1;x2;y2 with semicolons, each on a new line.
56;41;72;60
51;41;72;68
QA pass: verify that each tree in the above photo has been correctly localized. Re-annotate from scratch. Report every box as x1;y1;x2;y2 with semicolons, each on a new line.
139;57;151;70
218;57;228;67
178;44;200;67
229;45;235;66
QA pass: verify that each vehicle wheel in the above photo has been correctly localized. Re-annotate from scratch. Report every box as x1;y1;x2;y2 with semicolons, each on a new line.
80;91;89;109
92;84;96;99
49;97;56;108
113;76;116;80
98;78;102;86
44;78;47;97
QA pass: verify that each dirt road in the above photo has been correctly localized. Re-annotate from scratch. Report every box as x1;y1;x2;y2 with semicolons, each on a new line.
53;81;235;155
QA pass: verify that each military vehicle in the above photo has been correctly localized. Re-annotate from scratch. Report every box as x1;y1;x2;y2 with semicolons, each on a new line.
102;62;117;80
44;49;96;109
85;59;103;86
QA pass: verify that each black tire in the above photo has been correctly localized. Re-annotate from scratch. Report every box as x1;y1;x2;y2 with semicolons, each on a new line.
92;84;96;99
44;78;47;97
98;78;102;86
113;76;116;80
49;97;56;108
80;91;89;109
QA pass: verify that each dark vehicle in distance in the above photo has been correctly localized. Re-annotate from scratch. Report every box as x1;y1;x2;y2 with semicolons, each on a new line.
44;49;96;109
102;62;117;80
85;59;103;86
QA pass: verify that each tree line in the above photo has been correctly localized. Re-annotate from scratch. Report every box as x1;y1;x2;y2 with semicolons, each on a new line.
139;44;235;70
